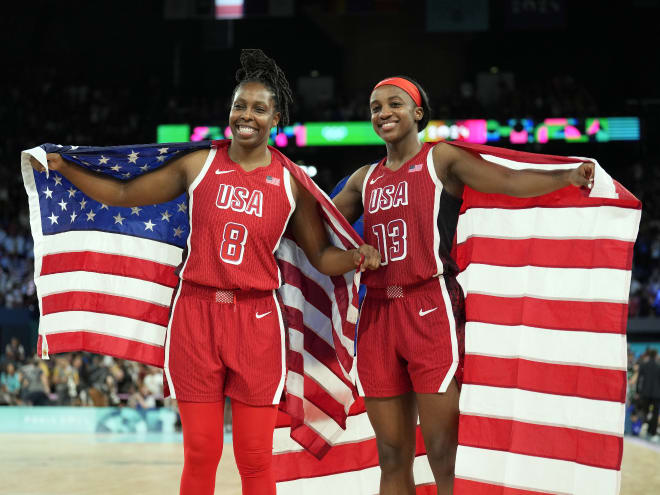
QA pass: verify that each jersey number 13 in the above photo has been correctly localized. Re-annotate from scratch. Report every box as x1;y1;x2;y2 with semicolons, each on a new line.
371;219;407;265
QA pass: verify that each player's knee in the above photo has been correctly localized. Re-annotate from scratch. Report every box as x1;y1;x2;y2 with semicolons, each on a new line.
184;432;223;471
235;448;272;478
424;434;456;475
377;440;415;474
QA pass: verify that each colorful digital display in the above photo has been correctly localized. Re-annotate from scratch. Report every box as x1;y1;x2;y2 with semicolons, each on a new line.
422;118;640;144
157;117;640;146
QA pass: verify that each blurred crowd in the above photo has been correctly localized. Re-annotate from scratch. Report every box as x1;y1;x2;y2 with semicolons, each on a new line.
0;222;36;311
0;336;164;409
627;347;660;441
302;73;600;122
626;159;660;318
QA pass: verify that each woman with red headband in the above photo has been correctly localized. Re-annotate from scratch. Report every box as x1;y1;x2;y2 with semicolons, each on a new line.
333;76;594;494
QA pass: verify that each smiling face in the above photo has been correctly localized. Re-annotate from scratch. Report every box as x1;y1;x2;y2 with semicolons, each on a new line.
229;81;281;148
370;85;423;143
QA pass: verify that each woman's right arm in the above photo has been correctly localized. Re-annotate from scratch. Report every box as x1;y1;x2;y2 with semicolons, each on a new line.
30;149;209;207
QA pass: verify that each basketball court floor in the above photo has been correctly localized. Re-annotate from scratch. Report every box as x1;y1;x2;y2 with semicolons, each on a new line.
1;433;658;494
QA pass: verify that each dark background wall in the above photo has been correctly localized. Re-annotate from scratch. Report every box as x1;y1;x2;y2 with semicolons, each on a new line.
1;0;659;342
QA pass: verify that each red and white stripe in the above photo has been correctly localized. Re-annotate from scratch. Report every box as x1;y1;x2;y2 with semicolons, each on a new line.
36;230;180;367
451;141;639;495
273;401;436;495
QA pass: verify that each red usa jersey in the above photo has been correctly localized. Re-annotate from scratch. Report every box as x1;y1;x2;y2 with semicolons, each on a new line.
361;141;462;288
179;140;295;291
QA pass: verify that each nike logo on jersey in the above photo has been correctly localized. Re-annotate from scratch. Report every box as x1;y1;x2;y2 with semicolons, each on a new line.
369;175;384;185
418;307;437;317
215;170;234;174
256;311;272;319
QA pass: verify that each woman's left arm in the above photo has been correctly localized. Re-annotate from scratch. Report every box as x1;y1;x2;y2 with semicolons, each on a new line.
289;176;380;276
433;142;594;198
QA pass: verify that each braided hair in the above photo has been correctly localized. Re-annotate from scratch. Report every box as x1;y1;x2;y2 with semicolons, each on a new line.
233;49;293;131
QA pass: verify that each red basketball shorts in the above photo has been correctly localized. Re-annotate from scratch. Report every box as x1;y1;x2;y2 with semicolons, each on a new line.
164;281;286;405
356;276;465;397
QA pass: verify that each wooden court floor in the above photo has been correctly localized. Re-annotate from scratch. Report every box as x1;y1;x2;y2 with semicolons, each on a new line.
1;434;658;494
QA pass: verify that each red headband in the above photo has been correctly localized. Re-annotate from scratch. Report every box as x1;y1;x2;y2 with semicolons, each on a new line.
373;77;422;107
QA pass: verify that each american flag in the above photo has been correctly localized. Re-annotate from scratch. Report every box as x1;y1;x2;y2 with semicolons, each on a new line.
22;141;639;494
409;163;424;173
21;140;362;400
271;142;640;495
21;142;210;365
266;175;281;186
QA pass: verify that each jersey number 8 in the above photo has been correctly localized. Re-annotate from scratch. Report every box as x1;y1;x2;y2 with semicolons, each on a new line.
220;222;248;265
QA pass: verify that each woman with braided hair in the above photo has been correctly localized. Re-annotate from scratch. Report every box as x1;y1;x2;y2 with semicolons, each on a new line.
30;49;380;495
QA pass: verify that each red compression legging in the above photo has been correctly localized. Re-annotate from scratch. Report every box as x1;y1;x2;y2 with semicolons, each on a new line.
178;399;279;495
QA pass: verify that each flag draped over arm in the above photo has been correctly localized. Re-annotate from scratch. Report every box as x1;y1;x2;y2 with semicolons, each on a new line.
271;142;640;495
20;140;363;443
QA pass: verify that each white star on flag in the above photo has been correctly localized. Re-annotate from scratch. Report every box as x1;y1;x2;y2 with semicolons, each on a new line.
131;207;142;216
127;151;139;163
53;176;62;186
100;204;109;210
43;187;53;199
161;210;171;222
122;172;131;179
156;156;166;162
86;210;96;222
99;156;109;164
70;212;77;223
143;219;155;231
58;199;68;211
177;202;187;212
158;147;168;154
48;213;58;224
113;213;125;225
173;226;184;237
110;165;121;172
79;199;87;210
67;186;77;198
140;164;149;172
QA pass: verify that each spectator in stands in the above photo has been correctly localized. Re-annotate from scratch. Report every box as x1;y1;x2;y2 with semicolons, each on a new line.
0;362;22;405
4;337;26;364
637;348;660;441
19;356;51;406
142;365;163;398
128;383;157;411
51;355;80;405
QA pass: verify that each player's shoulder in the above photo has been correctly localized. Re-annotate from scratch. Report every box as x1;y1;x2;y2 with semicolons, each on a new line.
179;147;211;166
348;163;378;190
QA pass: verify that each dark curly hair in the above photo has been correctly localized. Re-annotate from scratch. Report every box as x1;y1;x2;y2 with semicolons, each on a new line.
233;49;293;131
